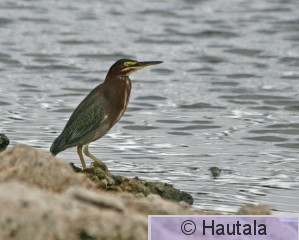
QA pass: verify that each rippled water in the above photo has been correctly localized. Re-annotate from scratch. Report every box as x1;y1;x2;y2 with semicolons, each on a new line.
0;0;299;214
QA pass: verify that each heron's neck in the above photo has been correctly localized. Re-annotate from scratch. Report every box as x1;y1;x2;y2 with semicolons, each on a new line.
105;72;131;82
104;73;131;92
103;73;132;113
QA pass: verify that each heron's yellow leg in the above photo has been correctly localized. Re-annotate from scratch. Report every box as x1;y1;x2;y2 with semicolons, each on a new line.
83;144;108;172
77;145;86;169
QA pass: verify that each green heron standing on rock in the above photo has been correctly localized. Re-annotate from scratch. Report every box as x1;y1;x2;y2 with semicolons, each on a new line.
50;59;162;172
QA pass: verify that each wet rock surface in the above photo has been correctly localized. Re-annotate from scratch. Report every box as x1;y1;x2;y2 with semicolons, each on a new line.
0;145;272;240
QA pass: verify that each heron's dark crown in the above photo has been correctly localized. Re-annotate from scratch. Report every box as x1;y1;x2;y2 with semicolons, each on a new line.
111;59;137;69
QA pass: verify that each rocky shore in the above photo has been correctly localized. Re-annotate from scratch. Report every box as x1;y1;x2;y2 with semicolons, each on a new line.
70;163;194;205
0;141;271;240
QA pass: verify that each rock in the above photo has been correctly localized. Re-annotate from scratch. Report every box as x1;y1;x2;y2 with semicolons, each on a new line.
0;181;196;240
0;181;148;240
0;133;9;152
120;193;194;215
0;144;95;192
72;165;194;205
209;166;222;178
237;203;272;215
209;166;234;179
145;181;193;205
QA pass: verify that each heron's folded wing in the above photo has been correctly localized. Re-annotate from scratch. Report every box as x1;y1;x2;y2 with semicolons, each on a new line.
61;99;107;145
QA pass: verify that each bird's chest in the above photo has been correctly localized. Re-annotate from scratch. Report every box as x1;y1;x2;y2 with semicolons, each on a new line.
107;78;131;125
115;79;131;109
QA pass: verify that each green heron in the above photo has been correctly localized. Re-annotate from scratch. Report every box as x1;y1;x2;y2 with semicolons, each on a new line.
50;59;162;172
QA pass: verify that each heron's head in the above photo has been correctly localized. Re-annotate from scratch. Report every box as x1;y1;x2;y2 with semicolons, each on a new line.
108;59;162;77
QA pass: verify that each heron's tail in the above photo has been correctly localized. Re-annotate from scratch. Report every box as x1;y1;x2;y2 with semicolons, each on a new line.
50;135;64;156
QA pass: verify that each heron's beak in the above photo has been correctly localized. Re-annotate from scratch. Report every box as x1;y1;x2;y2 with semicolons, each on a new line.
122;61;162;75
133;61;163;70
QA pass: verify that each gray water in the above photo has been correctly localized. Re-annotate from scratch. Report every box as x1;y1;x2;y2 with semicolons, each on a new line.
0;0;299;214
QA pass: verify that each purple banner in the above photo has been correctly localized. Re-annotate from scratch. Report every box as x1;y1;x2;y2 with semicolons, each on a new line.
149;216;298;240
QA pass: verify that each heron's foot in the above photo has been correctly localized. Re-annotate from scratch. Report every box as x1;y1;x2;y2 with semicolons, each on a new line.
90;161;115;185
92;159;109;173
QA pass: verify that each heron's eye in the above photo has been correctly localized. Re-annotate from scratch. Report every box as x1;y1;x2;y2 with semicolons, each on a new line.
124;61;136;67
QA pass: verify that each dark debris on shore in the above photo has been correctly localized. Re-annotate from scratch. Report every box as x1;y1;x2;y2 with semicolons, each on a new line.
0;134;10;152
